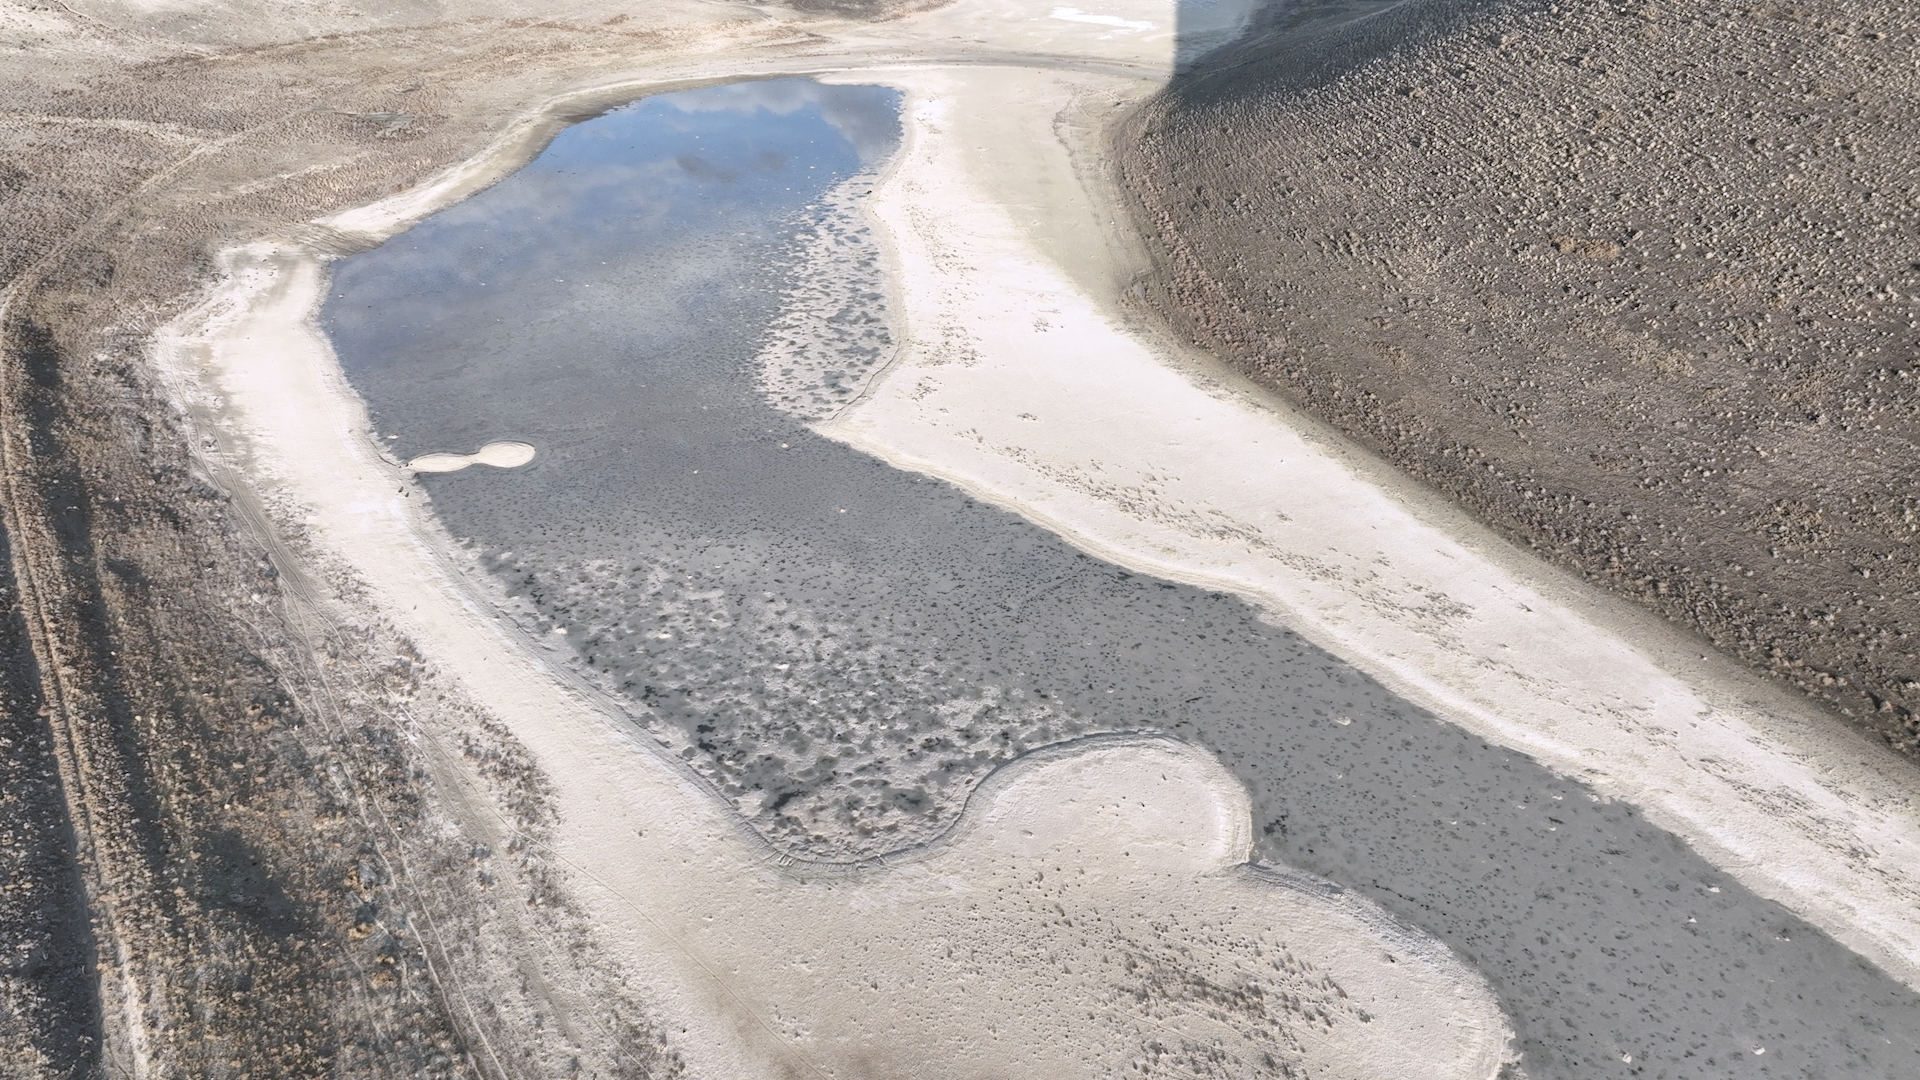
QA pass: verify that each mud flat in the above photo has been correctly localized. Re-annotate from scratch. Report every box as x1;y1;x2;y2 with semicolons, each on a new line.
1120;0;1920;753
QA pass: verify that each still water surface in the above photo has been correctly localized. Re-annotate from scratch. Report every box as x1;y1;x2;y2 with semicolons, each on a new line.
322;77;1920;1080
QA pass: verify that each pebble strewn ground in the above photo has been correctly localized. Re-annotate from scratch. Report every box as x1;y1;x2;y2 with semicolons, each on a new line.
1122;0;1920;757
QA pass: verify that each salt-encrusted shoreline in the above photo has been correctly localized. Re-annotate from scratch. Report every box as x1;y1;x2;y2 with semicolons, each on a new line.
147;6;1517;1073
151;15;1920;1073
160;227;1512;1080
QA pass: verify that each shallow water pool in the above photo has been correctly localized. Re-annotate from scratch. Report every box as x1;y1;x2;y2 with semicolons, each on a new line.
323;76;1920;1080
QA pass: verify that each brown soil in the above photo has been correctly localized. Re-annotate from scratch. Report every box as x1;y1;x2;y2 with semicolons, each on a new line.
0;2;914;1075
1119;0;1920;758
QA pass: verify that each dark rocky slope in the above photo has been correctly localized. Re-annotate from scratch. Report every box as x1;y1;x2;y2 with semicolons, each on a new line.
1123;0;1920;756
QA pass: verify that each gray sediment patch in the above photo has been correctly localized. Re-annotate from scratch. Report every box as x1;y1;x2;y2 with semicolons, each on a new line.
322;75;1920;1079
755;168;894;422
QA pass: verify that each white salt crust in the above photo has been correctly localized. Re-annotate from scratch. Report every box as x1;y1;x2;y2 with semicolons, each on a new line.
407;440;536;473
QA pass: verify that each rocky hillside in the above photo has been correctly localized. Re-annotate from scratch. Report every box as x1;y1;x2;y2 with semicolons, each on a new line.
1123;0;1920;756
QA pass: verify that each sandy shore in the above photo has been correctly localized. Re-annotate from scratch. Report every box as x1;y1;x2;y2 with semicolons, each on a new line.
819;52;1920;994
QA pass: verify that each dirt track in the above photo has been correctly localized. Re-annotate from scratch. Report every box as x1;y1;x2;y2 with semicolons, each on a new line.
1121;0;1920;757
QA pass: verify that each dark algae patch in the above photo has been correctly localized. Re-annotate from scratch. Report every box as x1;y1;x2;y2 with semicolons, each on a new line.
325;74;1920;1078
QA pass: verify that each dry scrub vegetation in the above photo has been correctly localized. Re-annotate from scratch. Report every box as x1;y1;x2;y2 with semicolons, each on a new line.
1123;0;1920;757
